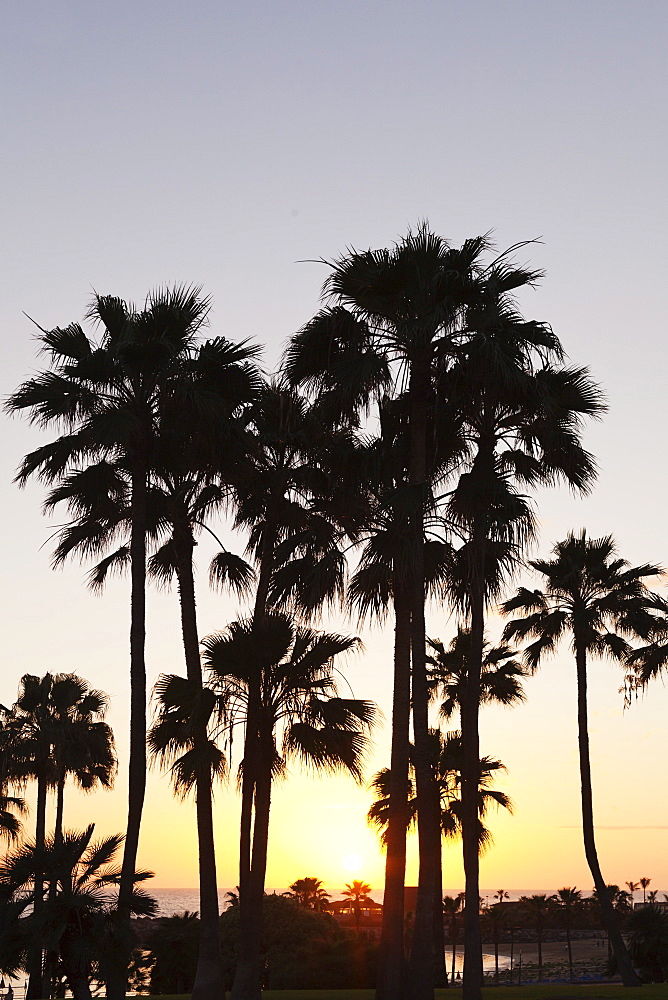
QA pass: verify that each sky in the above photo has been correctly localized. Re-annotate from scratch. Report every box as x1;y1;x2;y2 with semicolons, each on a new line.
2;1;668;899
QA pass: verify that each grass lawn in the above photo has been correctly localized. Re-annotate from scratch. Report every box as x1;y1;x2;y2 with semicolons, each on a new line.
148;988;668;1000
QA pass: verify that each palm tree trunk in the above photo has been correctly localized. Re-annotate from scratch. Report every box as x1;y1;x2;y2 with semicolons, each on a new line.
174;526;225;1000
433;839;448;987
232;742;273;1000
26;773;48;1000
566;922;573;981
406;359;439;1000
234;519;278;999
575;641;640;987
537;924;543;981
375;585;411;1000
109;456;148;1000
54;771;65;848
451;919;458;980
460;519;487;1000
43;770;67;1000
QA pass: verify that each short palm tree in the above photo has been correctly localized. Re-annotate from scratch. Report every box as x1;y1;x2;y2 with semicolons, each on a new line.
166;611;375;1000
342;880;373;933
502;530;668;987
641;877;653;904
0;824;156;1000
518;895;551;982
551;887;582;980
442;894;464;980
286;877;331;910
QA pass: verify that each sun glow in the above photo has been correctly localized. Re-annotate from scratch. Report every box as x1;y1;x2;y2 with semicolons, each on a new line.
342;853;363;872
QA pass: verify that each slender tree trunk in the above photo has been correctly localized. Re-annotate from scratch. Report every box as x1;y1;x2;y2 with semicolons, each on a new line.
494;927;499;984
43;770;67;999
108;457;148;1000
68;975;93;1000
27;773;48;1000
375;586;411;1000
451;918;458;980
460;552;484;1000
54;772;65;848
175;526;225;1000
537;923;543;981
235;518;278;998
232;743;273;1000
433;840;448;987
406;353;437;1000
575;641;640;987
566;922;573;981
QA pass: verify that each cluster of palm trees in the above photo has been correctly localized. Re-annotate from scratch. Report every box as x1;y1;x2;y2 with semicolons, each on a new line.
5;225;668;1000
0;673;119;998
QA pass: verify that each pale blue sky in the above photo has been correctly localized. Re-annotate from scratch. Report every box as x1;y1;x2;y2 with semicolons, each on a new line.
2;1;667;890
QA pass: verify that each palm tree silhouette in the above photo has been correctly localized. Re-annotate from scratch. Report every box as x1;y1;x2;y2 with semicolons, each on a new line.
342;880;373;933
286;877;331;910
6;286;224;998
285;225;486;1000
502;531;668;987
0;824;156;1000
640;877;652;904
185;613;375;998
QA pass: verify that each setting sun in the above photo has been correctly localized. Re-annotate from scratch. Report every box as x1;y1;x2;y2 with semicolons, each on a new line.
343;853;363;872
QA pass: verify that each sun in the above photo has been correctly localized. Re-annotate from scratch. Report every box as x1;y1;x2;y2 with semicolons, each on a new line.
342;853;363;872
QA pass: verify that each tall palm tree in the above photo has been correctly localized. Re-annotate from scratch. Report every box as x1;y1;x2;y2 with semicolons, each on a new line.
217;381;365;1000
285;226;484;1000
440;267;603;999
0;825;156;1000
551;887;582;980
155;611;375;1000
501;530;668;987
347;393;461;998
6;286;231;999
79;338;260;1000
343;880;374;933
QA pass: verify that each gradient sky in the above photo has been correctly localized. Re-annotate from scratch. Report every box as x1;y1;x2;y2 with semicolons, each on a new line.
2;1;668;897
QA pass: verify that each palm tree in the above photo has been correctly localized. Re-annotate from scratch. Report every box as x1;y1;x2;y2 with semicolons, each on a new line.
82;338;259;1000
220;382;365;1000
0;825;156;1000
626;880;640;902
440;274;603;999
494;890;509;904
551;887;582;981
286;877;331;910
518;895;551;982
501;531;668;987
641;878;653;904
0;711;26;844
343;880;373;933
427;629;527;722
6;286;230;999
347;393;461;998
7;674;115;998
624;904;668;982
173;611;375;1000
285;226;486;1000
